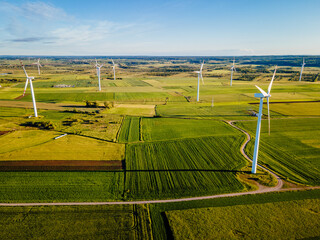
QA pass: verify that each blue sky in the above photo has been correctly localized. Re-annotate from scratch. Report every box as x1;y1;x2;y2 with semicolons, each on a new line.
0;0;319;56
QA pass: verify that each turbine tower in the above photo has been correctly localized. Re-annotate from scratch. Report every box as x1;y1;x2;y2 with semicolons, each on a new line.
95;59;103;91
299;58;306;82
111;59;116;80
251;66;277;174
194;61;204;102
33;58;42;75
20;60;38;117
230;57;236;86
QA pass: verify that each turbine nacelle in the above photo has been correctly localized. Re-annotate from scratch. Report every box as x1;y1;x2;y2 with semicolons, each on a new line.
254;92;270;98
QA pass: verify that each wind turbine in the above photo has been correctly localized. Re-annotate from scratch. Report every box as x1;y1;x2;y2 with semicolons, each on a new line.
194;61;204;102
251;66;277;174
230;57;236;86
299;58;306;82
95;59;103;91
111;59;116;80
33;58;42;75
20;60;38;117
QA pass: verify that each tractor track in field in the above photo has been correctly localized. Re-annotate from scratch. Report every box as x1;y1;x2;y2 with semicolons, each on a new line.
3;121;320;207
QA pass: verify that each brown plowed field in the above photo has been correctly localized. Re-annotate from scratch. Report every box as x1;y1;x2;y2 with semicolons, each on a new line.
0;160;124;171
14;94;29;100
0;131;12;136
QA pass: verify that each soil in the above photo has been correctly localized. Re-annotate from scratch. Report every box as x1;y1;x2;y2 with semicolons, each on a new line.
14;94;29;100
0;160;124;171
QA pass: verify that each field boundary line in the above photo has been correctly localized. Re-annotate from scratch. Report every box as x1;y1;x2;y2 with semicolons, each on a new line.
1;188;320;206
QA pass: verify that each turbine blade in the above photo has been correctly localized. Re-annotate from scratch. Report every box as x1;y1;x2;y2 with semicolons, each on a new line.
112;59;115;65
268;66;277;94
19;60;28;77
255;85;268;97
200;61;204;72
23;78;29;96
201;74;204;85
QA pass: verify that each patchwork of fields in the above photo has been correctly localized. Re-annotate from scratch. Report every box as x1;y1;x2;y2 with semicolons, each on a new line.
0;57;320;239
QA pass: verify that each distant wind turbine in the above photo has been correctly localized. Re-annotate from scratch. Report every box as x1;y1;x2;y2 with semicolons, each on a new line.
251;66;277;174
95;59;103;91
194;61;204;102
230;57;236;86
33;58;42;75
20;60;38;117
299;58;306;82
111;59;116;80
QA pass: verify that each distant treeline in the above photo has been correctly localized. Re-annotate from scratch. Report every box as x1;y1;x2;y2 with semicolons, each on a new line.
1;55;320;67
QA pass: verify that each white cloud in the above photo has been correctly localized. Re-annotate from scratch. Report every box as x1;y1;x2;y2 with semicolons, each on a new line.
0;1;153;54
22;1;69;20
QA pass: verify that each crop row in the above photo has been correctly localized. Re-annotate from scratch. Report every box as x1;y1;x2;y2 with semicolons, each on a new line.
124;136;247;199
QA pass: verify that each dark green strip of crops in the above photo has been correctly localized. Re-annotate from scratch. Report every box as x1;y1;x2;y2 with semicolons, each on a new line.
124;135;247;200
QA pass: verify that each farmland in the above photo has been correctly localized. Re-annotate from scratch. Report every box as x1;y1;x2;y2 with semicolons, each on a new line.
166;198;320;239
235;117;320;185
125;136;248;199
0;204;152;240
0;172;124;202
0;55;319;239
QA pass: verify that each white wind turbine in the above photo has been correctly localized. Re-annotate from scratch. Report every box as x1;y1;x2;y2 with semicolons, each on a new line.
21;60;38;117
299;58;306;82
251;66;277;174
230;57;236;86
194;61;204;102
33;58;42;75
95;59;103;91
111;59;116;80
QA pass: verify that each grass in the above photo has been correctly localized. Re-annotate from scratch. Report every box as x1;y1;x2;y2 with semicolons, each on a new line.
0;133;125;160
156;103;256;120
115;92;169;102
149;189;320;240
236;117;320;185
166;198;320;240
0;204;153;239
269;102;320;116
117;116;141;143
106;104;155;117
60;113;123;142
0;130;59;154
142;117;242;141
0;171;124;202
124;136;247;200
21;91;115;103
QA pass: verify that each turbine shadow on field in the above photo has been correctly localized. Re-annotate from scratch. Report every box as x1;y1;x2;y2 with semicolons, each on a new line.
125;169;249;174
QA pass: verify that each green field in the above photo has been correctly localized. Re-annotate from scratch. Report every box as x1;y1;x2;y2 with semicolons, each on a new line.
0;56;319;239
236;118;320;185
166;198;320;239
150;189;320;240
125;136;247;199
117;116;141;143
0;133;125;160
0;172;123;202
142;117;242;141
0;204;152;239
